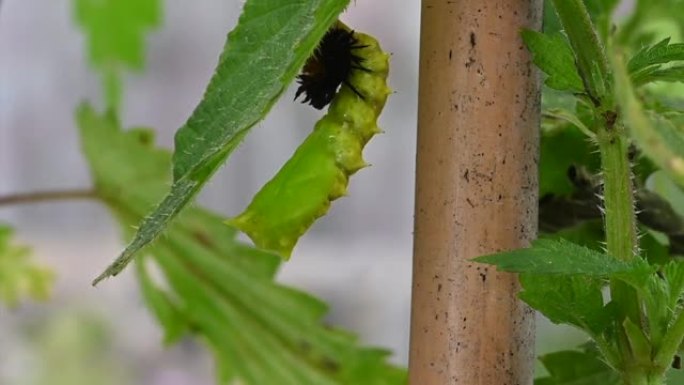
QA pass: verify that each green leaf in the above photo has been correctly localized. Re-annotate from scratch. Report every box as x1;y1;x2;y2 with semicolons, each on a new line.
535;349;620;385
613;52;684;187
77;105;407;385
520;274;614;335
74;0;161;110
628;38;684;74
475;238;641;276
543;108;594;137
0;225;54;307
93;0;351;284
612;260;684;348
136;259;189;345
628;38;684;86
623;317;652;364
521;30;584;92
634;65;684;86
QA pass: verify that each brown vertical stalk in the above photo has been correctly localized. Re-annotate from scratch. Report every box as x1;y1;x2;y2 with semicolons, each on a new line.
409;1;542;384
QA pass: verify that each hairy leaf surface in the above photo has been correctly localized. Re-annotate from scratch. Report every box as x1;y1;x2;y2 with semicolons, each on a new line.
475;238;643;276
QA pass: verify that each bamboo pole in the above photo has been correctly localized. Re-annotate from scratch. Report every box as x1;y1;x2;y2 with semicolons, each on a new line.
409;1;542;384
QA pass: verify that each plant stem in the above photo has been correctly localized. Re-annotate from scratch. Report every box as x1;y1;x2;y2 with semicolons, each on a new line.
598;130;637;263
598;123;645;376
551;0;609;103
0;189;97;207
624;370;664;385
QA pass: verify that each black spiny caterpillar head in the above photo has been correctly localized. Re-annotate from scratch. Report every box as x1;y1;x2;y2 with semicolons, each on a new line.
295;27;368;110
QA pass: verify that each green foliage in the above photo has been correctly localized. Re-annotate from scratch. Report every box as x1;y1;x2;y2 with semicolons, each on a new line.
535;348;621;385
77;105;406;385
618;0;684;47
57;0;684;383
615;261;684;349
613;51;684;187
475;239;642;276
0;226;53;307
629;38;684;86
519;274;614;337
494;2;684;382
522;30;584;92
550;0;610;103
74;0;161;110
229;30;390;258
93;0;352;284
629;38;684;74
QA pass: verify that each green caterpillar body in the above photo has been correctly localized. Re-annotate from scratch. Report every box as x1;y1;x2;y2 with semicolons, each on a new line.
229;31;390;258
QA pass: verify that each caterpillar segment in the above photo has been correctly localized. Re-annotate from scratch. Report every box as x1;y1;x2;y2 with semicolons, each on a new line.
229;29;390;258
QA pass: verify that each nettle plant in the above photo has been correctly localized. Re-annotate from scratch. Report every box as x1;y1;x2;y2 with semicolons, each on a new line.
478;1;684;384
2;0;684;384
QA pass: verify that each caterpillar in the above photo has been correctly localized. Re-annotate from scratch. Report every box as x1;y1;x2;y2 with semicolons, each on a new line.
295;27;369;109
228;25;390;258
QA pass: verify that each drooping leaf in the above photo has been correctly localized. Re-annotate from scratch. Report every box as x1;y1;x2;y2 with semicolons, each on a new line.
0;225;54;307
74;0;161;110
535;349;620;385
475;238;642;276
93;0;352;284
521;30;584;92
77;104;406;385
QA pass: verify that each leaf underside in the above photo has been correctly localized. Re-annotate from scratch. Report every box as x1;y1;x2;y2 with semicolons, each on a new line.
78;105;407;385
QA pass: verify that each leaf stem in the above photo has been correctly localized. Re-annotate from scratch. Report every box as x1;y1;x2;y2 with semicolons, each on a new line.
0;189;98;207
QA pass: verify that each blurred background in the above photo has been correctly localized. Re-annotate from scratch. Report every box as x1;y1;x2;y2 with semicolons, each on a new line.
1;1;418;384
3;1;678;385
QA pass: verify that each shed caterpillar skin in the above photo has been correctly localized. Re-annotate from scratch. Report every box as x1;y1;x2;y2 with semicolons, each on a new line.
228;28;390;258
